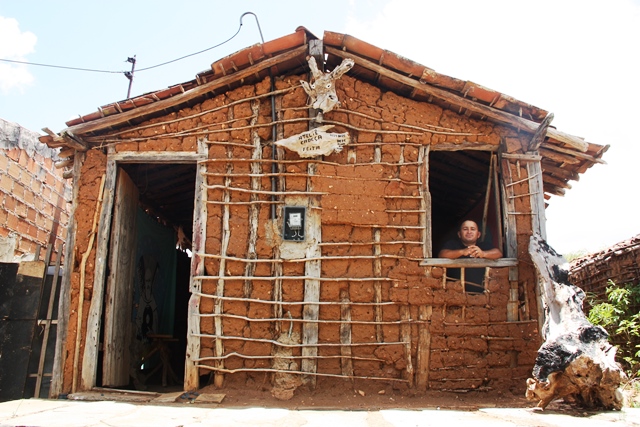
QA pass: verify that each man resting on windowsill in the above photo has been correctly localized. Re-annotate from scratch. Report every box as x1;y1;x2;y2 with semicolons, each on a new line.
438;219;502;293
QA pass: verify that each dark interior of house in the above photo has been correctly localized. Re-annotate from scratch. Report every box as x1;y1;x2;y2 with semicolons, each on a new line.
429;150;500;254
101;163;196;391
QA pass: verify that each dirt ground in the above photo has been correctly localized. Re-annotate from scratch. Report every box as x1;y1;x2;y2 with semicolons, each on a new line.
195;376;532;411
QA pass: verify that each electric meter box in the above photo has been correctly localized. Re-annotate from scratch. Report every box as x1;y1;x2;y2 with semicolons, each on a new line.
283;206;306;241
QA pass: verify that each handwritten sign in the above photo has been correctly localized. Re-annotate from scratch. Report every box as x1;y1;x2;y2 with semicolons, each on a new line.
275;125;350;158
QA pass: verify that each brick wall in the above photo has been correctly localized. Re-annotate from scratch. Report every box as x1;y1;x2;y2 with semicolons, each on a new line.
0;118;71;261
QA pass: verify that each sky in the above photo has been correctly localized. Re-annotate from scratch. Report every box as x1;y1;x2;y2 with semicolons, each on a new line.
1;0;639;256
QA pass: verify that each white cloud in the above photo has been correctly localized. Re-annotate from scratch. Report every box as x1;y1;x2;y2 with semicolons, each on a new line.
0;16;37;92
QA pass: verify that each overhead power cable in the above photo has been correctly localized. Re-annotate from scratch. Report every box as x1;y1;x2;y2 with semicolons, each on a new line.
0;58;123;73
0;11;256;75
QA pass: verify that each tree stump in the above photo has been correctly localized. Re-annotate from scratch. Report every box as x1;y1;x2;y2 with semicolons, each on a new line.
526;234;625;410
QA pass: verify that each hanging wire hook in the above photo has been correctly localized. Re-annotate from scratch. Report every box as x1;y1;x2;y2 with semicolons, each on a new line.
240;12;265;44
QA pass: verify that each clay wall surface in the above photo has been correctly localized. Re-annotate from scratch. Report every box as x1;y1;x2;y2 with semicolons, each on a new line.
194;74;540;391
0;119;71;261
66;73;541;393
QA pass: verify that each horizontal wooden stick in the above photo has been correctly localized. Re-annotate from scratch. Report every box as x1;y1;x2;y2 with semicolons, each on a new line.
197;312;418;325
319;241;422;246
193;333;406;347
204;184;327;196
333;108;456;132
196;253;283;262
195;365;409;382
442;319;538;326
204;171;422;186
193;292;397;306
421;258;518;268
195;352;383;362
505;173;540;187
194;275;397;282
206;200;284;205
201;158;422;167
348;224;425;229
196;253;420;263
283;254;423;263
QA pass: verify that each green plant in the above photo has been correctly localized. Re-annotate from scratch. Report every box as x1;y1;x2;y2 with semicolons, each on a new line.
588;280;640;377
564;249;590;262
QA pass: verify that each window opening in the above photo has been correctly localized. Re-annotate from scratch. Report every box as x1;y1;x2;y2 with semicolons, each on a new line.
428;150;503;292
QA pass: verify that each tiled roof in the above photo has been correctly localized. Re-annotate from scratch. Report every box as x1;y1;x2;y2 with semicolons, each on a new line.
39;27;608;198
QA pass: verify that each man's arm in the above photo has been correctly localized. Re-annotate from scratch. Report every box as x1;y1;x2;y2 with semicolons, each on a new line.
480;247;502;259
438;246;502;259
438;247;470;259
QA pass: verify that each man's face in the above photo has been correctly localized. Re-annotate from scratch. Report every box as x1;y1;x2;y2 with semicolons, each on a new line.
458;221;481;246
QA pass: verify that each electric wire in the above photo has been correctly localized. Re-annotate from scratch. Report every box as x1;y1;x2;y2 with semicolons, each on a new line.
0;11;255;75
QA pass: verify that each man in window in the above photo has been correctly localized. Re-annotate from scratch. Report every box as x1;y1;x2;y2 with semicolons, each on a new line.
438;219;502;293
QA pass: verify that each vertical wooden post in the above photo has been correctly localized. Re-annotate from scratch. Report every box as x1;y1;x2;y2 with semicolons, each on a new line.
415;305;432;389
244;100;263;298
273;94;284;334
420;146;432;257
184;138;208;391
339;289;354;379
499;157;518;259
50;151;84;398
102;170;138;387
480;154;494;241
81;159;116;391
507;274;519;322
302;191;321;387
526;158;547;240
302;40;324;387
34;244;59;397
213;148;233;388
400;305;414;387
491;155;503;252
373;228;383;342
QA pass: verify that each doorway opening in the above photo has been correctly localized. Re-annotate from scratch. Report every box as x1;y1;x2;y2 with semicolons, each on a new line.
98;162;196;392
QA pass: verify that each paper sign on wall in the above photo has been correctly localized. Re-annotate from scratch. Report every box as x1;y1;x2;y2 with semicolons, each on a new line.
275;125;350;158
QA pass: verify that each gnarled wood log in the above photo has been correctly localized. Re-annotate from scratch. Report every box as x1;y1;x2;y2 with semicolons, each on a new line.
526;234;625;410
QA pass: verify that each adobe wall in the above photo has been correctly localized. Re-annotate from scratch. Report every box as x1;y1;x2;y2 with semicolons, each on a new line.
0;119;71;262
195;73;541;392
66;73;542;394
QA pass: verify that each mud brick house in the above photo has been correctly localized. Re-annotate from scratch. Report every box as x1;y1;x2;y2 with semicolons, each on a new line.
38;27;607;399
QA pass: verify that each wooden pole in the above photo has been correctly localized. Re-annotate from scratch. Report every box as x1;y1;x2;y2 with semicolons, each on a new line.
34;244;55;397
480;154;494;242
184;138;208;391
420;146;432;257
50;151;84;398
72;174;105;392
400;306;414;387
340;289;354;380
415;305;432;390
373;229;383;343
244;100;262;298
213;150;232;388
492;155;503;252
